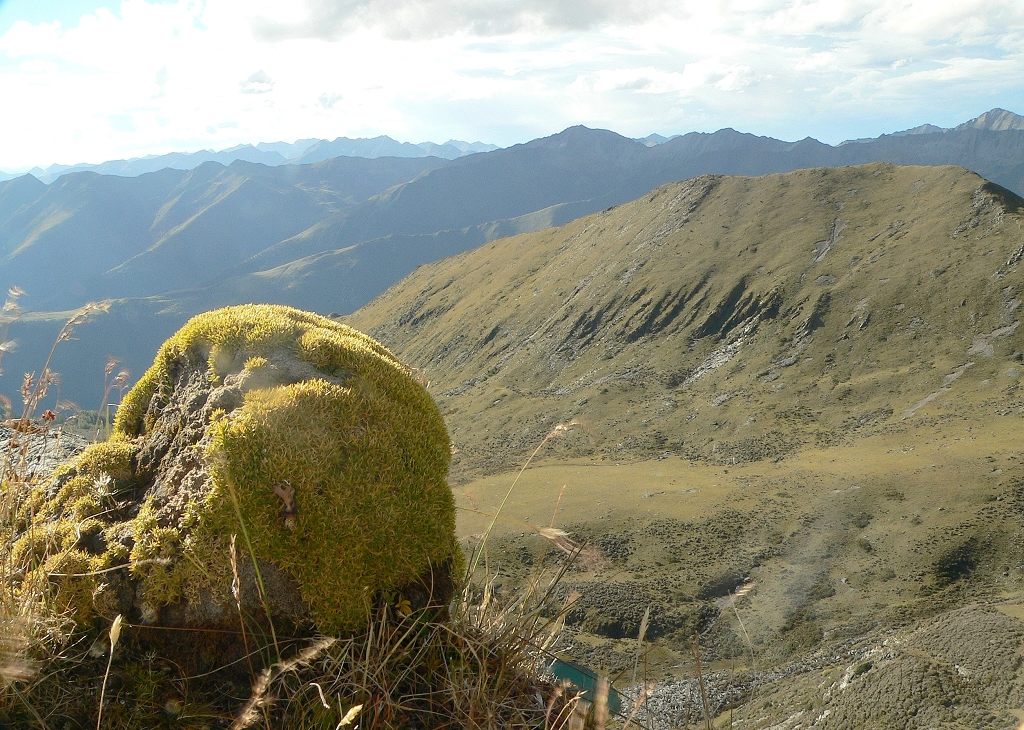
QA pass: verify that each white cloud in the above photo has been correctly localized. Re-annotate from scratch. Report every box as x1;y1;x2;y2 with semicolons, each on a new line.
240;70;274;94
0;0;1021;169
581;61;756;97
247;0;680;40
756;0;870;35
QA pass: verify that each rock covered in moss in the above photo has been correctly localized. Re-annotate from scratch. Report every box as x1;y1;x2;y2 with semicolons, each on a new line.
11;305;460;639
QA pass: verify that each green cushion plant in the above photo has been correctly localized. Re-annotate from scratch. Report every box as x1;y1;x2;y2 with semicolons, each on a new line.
13;304;461;634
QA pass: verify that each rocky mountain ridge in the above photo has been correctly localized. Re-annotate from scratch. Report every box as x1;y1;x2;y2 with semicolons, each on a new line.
841;107;1024;144
349;163;1024;475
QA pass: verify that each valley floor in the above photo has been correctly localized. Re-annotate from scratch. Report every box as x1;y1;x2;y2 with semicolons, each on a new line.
454;413;1024;728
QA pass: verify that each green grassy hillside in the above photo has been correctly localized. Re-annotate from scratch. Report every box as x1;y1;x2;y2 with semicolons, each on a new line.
349;163;1024;726
351;163;1023;477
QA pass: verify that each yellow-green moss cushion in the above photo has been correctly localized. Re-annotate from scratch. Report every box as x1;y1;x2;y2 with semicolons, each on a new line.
13;305;460;634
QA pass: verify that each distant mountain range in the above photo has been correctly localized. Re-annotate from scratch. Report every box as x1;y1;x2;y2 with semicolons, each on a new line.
6;108;1022;184
0;136;500;183
2;108;1023;408
839;107;1024;144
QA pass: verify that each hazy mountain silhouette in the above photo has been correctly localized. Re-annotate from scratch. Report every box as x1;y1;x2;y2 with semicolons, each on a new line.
2;109;1024;406
0;155;450;310
956;107;1024;131
295;136;498;164
841;108;1024;144
14;136;498;184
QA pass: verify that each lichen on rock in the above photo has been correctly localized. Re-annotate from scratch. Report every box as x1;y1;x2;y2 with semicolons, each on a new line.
11;304;460;639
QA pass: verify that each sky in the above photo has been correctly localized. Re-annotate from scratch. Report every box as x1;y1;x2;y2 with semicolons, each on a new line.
0;0;1022;171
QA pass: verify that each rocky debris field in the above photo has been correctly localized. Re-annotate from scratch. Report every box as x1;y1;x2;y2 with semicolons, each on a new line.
619;602;1024;729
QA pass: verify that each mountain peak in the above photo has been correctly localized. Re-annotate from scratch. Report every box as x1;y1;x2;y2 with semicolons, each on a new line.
638;133;670;146
522;125;637;151
957;108;1024;132
8;172;44;188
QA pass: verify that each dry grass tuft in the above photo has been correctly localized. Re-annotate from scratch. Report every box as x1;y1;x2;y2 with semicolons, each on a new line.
231;559;592;729
0;297;116;725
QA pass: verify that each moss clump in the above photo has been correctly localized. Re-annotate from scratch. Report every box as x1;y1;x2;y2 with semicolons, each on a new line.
8;440;139;623
114;304;401;438
16;304;460;635
204;375;456;629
